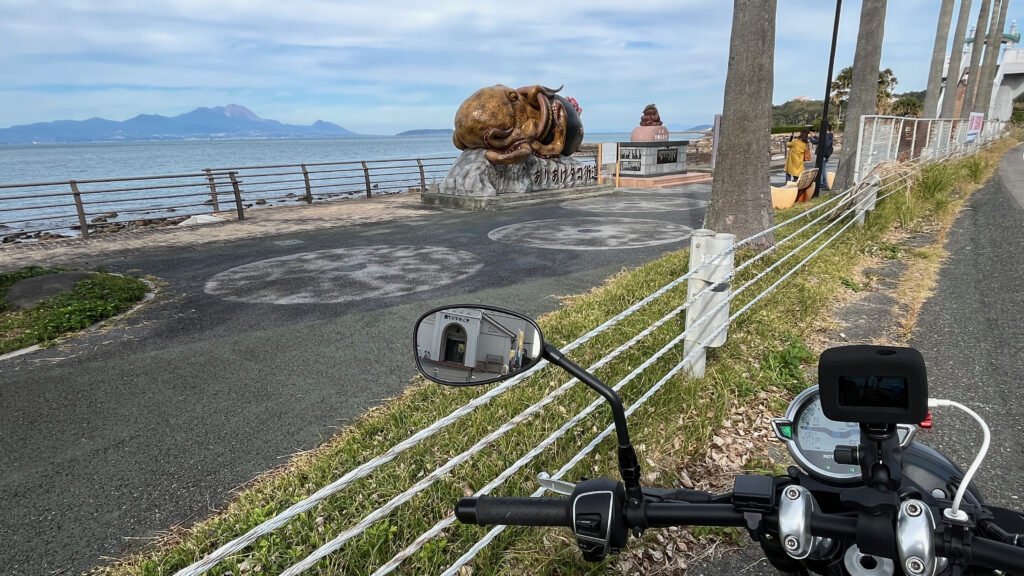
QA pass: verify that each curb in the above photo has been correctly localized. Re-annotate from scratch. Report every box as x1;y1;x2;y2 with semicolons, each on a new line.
0;276;158;362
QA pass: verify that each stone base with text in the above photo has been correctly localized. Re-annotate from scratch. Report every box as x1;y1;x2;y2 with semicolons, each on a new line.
423;149;613;210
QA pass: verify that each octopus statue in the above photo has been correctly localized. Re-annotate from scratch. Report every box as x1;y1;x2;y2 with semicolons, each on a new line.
452;84;584;165
640;104;662;127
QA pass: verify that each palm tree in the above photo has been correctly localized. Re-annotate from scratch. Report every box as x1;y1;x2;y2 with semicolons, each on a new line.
831;66;853;126
974;0;1009;114
924;0;956;117
704;0;777;248
962;0;993;117
877;68;898;114
941;0;974;118
835;0;888;191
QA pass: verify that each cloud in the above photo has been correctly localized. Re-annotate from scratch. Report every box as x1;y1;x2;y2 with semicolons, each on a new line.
0;1;996;132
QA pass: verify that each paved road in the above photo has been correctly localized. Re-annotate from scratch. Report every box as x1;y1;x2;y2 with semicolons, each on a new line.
0;185;708;575
910;144;1024;509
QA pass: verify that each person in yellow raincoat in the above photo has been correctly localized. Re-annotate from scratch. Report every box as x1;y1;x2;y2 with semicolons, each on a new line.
785;130;810;183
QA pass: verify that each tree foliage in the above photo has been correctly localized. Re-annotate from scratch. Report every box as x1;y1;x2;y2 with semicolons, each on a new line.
830;66;900;119
892;95;923;117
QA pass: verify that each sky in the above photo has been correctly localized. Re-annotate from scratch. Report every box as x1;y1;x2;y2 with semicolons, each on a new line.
0;0;1017;135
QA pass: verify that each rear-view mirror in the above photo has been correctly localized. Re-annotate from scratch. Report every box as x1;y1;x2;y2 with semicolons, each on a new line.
413;305;544;386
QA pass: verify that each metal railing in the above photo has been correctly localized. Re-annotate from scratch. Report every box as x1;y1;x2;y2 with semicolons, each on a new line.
853;116;1005;184
171;124;1005;575
0;156;459;241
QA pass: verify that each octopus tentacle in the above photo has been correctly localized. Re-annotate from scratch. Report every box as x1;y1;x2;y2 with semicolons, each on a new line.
483;127;516;150
529;100;567;157
485;141;533;165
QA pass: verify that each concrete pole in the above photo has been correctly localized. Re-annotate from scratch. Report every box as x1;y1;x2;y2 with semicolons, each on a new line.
941;0;974;118
925;0;957;117
683;230;734;378
974;0;1010;114
962;0;994;117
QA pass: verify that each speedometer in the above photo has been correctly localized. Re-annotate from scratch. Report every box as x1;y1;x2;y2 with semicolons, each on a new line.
771;386;916;482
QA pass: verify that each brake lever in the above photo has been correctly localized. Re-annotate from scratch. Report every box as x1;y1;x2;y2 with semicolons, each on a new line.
537;472;575;496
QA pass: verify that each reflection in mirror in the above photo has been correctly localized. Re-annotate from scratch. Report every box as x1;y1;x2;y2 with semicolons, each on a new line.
414;306;543;386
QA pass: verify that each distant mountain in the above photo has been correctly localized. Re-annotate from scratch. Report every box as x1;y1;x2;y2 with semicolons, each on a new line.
688;124;713;131
0;104;359;144
396;129;454;137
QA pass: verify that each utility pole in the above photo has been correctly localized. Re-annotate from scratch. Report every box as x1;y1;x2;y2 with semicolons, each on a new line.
814;0;842;196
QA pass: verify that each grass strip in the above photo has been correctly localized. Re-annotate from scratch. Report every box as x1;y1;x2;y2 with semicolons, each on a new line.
0;268;148;354
98;138;1018;576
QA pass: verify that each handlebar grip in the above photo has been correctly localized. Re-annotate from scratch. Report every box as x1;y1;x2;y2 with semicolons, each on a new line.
456;496;573;527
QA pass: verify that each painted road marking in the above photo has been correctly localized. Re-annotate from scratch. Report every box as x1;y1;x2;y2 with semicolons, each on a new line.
488;217;693;251
204;245;483;304
562;196;707;213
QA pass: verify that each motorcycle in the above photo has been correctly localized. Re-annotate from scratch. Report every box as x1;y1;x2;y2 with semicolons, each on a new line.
413;304;1024;575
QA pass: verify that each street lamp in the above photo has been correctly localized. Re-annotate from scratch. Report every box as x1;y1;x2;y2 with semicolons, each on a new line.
814;0;842;196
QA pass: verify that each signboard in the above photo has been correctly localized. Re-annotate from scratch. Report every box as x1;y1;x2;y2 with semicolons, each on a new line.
965;112;984;143
601;143;619;165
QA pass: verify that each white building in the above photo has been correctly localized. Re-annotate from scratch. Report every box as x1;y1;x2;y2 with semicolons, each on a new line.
417;308;542;374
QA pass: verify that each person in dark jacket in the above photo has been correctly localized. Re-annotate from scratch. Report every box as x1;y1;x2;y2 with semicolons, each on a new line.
810;125;835;192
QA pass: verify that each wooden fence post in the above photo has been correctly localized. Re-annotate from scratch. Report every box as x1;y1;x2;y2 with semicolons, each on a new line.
301;164;313;204
362;161;372;198
70;180;89;238
228;171;245;221
204;168;221;211
416;159;426;193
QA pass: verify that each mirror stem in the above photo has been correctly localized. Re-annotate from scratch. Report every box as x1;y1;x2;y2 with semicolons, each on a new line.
542;343;644;504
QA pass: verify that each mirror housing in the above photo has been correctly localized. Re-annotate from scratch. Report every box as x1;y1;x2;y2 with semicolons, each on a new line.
413;305;544;386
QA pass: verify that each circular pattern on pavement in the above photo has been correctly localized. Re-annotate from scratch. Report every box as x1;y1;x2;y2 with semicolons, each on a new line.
204;245;483;304
562;195;707;213
488;217;693;250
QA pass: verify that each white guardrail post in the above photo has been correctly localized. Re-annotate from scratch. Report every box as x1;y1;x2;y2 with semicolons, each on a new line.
683;229;734;377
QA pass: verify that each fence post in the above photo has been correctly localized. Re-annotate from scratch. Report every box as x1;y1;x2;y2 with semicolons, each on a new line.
853;116;867;185
204;168;221;212
228;171;245;221
683;229;734;378
301;164;313;204
69;180;89;238
913;117;921;159
362;161;372;198
416;159;426;193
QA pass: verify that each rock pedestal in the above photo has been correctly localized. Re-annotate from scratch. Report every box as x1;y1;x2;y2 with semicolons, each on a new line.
423;149;612;210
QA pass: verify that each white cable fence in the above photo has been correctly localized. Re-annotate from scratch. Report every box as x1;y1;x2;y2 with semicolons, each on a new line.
853;115;1006;184
172;127;1004;576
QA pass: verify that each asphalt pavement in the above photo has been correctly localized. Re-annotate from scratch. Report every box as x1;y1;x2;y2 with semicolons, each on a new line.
909;144;1024;509
0;185;709;575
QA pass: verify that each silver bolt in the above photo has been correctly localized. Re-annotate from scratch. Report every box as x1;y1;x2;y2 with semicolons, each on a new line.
784;536;800;551
906;557;926;575
785;487;801;500
905;502;923;517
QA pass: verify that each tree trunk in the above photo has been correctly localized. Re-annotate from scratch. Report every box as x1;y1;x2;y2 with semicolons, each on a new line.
961;0;993;117
973;0;1009;115
941;0;974;118
703;0;777;249
834;0;888;191
924;0;956;117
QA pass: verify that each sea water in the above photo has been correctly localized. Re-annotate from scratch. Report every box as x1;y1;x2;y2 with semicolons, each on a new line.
0;132;692;237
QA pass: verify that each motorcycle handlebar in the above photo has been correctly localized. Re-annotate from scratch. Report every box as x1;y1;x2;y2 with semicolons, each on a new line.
458;496;1024;571
457;497;573;527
